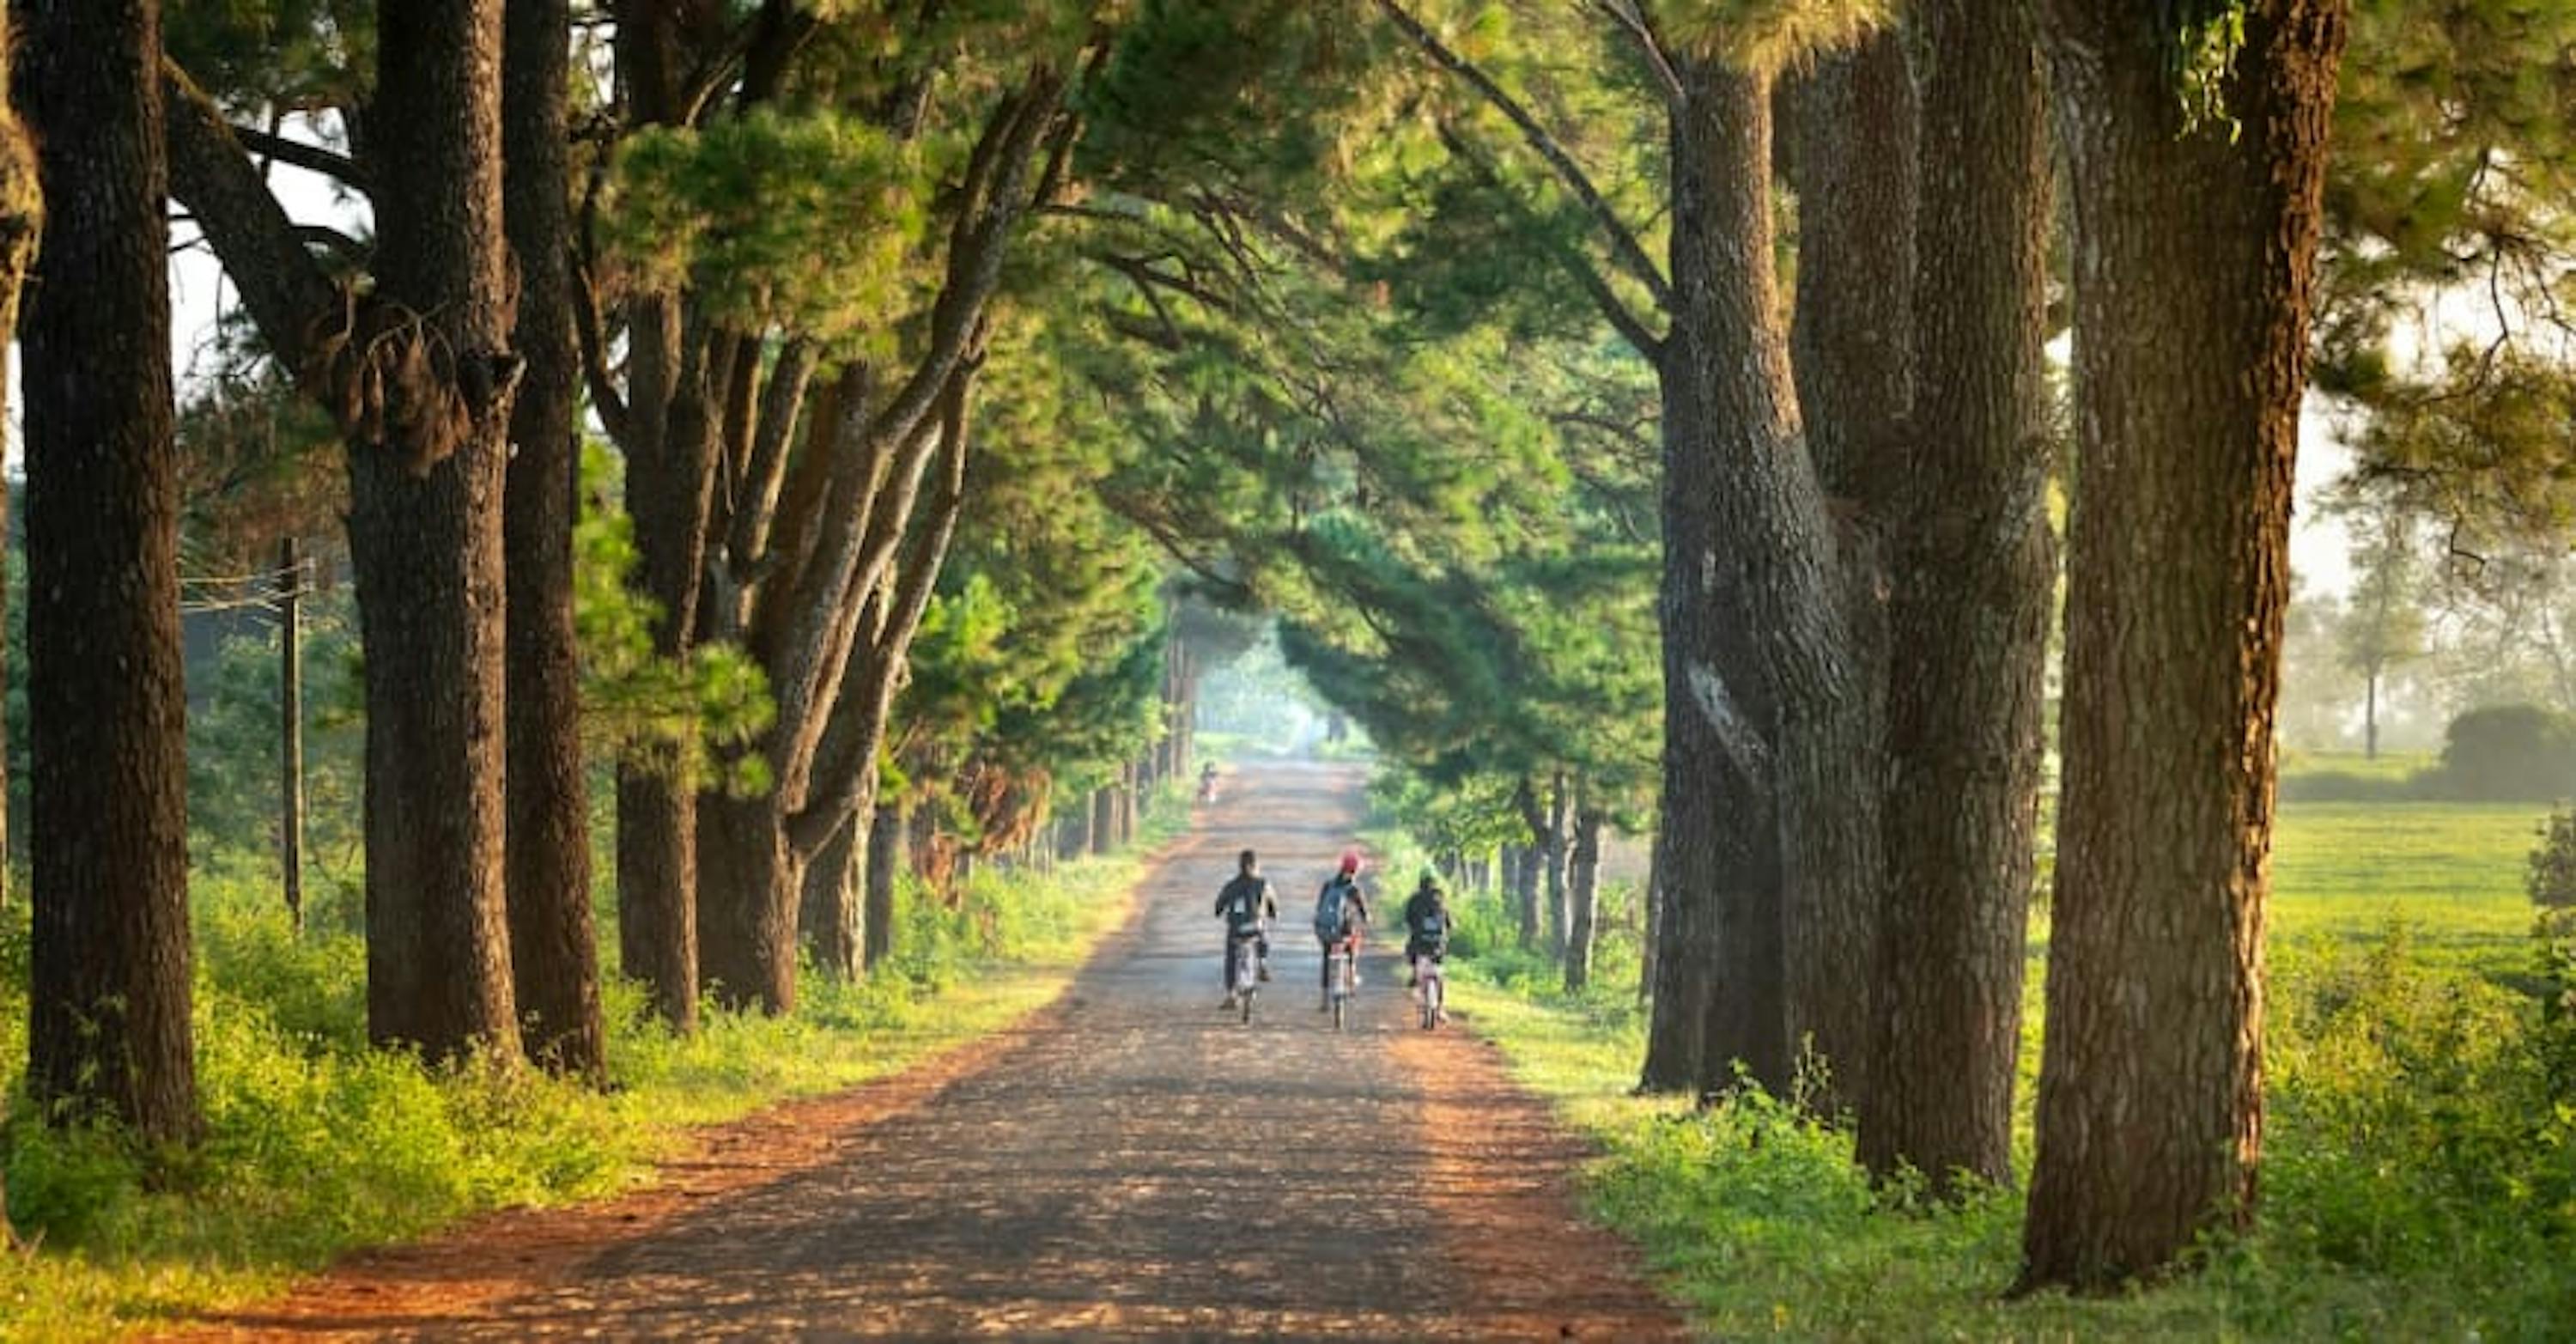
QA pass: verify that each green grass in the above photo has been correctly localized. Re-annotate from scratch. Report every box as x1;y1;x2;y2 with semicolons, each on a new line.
1441;794;2576;1342
2282;750;2439;784
2272;800;2551;973
0;794;1182;1343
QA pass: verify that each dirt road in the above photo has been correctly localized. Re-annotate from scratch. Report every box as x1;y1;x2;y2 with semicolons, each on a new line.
180;761;1684;1341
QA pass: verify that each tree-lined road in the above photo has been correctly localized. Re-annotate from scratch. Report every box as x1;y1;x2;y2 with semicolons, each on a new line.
184;762;1682;1341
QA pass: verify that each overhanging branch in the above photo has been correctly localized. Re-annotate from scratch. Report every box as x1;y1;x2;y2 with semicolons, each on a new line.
1375;0;1672;312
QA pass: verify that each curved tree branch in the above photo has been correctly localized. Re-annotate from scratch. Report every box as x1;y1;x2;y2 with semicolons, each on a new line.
1374;0;1671;312
231;122;372;192
162;61;346;400
1437;122;1666;359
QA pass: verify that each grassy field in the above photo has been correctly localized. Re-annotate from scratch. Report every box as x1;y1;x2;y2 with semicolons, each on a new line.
1443;790;2576;1341
2272;799;2551;971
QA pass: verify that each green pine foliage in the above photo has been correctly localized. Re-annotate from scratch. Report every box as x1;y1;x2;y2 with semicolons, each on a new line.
574;442;776;796
601;113;928;356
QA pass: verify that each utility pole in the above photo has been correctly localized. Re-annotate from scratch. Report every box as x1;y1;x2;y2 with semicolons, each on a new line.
279;535;305;934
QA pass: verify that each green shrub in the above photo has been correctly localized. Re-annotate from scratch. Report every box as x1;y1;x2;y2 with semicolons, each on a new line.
2429;703;2576;802
2529;806;2576;909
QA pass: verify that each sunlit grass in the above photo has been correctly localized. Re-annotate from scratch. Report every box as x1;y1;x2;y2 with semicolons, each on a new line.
2271;800;2549;973
1445;793;2576;1341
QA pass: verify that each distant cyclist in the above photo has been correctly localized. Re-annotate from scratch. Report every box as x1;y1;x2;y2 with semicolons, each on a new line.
1312;849;1372;1008
1402;868;1451;989
1213;848;1275;1004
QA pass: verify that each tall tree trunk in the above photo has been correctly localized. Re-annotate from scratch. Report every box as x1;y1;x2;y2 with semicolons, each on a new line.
698;791;800;1013
603;4;721;1035
1668;56;1829;1099
1544;770;1571;958
1777;29;1918;1121
1640;812;1710;1090
617;769;698;1031
1858;0;2054;1193
791;417;969;981
1118;760;1138;845
863;802;901;970
1059;805;1090;861
1564;806;1603;993
348;0;523;1061
2364;672;2379;759
1638;846;1661;1005
21;0;199;1140
1091;787;1115;856
1508;790;1546;953
280;537;307;933
2021;0;2349;1291
800;811;861;980
501;0;603;1077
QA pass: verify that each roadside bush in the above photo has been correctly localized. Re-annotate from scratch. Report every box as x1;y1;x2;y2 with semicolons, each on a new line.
2428;703;2576;802
2529;806;2576;909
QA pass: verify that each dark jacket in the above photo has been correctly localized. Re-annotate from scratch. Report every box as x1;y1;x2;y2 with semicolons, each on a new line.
1403;887;1450;952
1215;874;1275;932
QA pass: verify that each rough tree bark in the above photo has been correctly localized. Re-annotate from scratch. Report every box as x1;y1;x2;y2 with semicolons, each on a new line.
793;375;975;978
21;0;200;1140
501;0;604;1077
2020;0;2349;1290
349;0;525;1060
159;6;522;1061
1777;27;1917;1119
1667;55;1847;1099
1858;0;2054;1192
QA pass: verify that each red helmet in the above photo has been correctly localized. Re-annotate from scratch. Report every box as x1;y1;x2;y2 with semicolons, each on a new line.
1339;849;1362;874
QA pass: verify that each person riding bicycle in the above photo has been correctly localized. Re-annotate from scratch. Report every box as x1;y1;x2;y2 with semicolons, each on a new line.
1401;869;1451;990
1313;849;1372;1008
1213;848;1275;1006
1198;761;1218;802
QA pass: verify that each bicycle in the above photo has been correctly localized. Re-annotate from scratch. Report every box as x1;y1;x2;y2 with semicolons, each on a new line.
1224;929;1261;1025
1324;932;1359;1031
1415;954;1445;1031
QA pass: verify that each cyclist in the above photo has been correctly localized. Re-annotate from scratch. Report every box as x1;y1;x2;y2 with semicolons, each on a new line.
1213;848;1275;1006
1312;849;1371;1010
1197;761;1218;803
1401;868;1451;992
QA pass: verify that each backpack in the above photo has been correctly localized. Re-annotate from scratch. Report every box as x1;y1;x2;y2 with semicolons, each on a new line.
1312;877;1353;941
1222;877;1267;932
1416;903;1447;942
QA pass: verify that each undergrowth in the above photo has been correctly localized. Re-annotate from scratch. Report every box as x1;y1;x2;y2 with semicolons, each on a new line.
1442;878;2576;1339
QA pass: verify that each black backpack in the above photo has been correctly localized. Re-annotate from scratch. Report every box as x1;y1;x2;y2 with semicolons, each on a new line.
1222;877;1268;932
